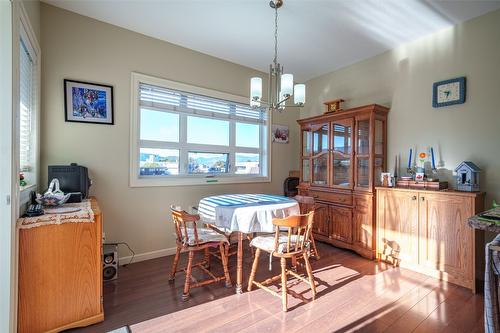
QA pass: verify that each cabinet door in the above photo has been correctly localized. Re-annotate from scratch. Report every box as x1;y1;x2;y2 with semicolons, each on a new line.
377;190;419;266
311;123;329;186
331;118;353;189
330;206;352;244
354;116;371;190
418;193;473;284
312;203;330;237
373;118;385;187
301;128;311;183
353;194;373;250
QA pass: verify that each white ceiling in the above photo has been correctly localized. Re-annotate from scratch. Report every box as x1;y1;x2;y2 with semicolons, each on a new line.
42;0;500;82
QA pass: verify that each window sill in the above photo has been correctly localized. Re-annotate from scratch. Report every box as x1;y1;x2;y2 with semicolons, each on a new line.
19;183;36;205
130;175;271;188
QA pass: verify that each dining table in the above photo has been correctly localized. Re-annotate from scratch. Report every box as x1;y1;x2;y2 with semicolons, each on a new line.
198;193;300;293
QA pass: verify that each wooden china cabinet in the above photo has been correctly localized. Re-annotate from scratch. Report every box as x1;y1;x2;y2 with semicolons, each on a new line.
297;103;389;259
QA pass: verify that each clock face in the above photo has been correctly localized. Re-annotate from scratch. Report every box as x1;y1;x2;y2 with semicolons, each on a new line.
433;77;466;108
437;82;460;103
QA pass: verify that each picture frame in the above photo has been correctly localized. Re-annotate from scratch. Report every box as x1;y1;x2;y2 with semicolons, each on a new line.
64;79;114;125
415;172;425;182
380;172;393;187
272;124;289;143
432;77;466;108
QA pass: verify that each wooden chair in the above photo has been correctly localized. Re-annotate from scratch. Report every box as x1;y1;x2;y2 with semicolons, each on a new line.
247;212;317;312
169;206;231;300
294;195;320;259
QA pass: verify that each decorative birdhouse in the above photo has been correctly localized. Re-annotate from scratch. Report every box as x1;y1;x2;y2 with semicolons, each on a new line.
455;161;481;192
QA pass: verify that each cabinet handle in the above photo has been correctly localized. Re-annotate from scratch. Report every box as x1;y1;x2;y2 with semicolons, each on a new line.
421;196;425;201
313;195;319;199
412;195;417;200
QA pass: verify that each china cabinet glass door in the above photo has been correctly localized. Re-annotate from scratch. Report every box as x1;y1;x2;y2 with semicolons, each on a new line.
301;129;311;183
311;124;329;186
373;119;385;186
331;119;353;189
355;117;370;189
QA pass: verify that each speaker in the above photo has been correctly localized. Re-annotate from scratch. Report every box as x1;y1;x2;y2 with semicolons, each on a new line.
103;244;118;281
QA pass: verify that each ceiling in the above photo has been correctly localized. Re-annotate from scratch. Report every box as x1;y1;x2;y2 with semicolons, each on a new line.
42;0;500;82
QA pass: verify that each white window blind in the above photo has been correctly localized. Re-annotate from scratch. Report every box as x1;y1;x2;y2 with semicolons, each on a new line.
139;83;267;124
19;39;34;172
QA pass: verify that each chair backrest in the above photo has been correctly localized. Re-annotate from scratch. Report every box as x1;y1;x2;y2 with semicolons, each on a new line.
272;211;314;255
170;205;200;246
283;177;300;197
294;195;316;214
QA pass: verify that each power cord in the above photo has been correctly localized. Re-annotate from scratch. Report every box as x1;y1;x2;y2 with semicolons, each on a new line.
105;242;135;266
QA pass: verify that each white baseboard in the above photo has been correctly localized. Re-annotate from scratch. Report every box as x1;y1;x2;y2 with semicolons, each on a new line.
119;247;177;266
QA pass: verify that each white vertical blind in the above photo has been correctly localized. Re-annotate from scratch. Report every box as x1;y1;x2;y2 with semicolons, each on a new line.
19;39;33;172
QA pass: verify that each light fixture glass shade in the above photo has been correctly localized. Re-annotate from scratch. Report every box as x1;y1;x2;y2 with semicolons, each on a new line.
250;100;261;108
294;84;305;105
281;74;293;97
250;77;262;102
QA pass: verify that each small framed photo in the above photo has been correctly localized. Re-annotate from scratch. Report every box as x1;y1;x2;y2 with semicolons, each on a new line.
64;79;114;125
380;172;393;187
415;172;425;182
432;77;466;108
272;124;289;144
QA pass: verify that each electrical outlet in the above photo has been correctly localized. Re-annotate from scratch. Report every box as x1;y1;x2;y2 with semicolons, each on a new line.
102;232;106;242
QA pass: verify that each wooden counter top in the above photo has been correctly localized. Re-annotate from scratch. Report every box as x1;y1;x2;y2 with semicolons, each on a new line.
376;186;485;198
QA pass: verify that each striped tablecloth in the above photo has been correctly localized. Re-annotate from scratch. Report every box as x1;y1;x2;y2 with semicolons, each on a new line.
198;194;300;233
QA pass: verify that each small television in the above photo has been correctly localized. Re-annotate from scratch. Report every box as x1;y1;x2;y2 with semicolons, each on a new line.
48;163;91;199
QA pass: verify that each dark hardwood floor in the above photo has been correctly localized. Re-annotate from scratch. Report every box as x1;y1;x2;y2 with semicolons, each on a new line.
68;242;484;333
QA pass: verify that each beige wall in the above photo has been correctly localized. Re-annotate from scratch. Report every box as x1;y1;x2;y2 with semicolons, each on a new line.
303;9;500;221
40;4;300;258
21;0;40;42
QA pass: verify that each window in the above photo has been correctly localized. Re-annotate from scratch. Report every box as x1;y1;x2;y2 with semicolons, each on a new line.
18;11;39;193
130;73;270;186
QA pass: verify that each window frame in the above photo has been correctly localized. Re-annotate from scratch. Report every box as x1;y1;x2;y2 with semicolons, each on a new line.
130;72;271;187
17;4;40;205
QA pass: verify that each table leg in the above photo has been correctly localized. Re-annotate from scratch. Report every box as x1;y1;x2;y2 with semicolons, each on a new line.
235;231;243;294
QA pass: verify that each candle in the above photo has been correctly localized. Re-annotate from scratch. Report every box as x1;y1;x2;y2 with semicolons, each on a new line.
408;148;412;169
430;147;436;169
394;155;398;177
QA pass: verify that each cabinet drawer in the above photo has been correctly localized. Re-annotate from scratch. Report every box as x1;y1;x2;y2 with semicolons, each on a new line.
310;190;352;206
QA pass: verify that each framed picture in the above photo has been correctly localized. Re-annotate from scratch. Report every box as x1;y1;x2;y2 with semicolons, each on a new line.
432;77;466;108
64;79;114;125
272;124;289;143
380;172;393;187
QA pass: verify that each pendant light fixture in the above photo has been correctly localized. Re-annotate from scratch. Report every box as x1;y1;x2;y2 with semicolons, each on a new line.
250;0;305;112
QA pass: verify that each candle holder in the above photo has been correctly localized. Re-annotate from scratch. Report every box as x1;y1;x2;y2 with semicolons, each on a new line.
406;167;415;179
427;168;439;182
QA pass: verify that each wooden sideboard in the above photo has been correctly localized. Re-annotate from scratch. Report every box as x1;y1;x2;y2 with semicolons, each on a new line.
297;103;389;259
18;198;104;333
376;187;485;292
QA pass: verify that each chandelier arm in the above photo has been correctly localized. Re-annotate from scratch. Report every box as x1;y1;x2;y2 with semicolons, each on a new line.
279;104;304;108
276;95;291;106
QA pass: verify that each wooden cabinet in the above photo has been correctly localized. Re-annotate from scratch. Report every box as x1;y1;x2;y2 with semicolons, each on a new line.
298;104;389;259
377;189;419;266
352;194;375;257
330;206;352;244
18;199;104;332
376;188;485;291
312;202;330;237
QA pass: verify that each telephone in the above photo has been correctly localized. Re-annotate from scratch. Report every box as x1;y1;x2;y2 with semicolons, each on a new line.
25;204;44;217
